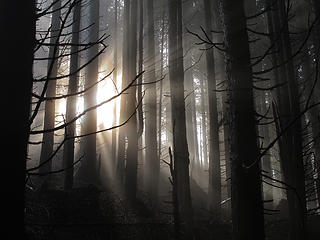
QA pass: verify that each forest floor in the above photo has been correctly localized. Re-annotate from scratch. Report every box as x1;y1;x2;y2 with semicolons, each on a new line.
25;181;320;240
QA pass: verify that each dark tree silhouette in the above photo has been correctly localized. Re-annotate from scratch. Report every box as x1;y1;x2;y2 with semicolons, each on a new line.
219;0;265;239
2;0;35;236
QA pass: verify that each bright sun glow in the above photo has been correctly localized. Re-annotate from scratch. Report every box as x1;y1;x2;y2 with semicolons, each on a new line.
96;73;116;129
96;71;122;130
56;71;122;133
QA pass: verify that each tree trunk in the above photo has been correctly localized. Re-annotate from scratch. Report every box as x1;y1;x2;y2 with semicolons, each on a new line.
63;0;82;190
203;0;221;220
111;0;119;180
124;0;138;201
266;0;307;238
158;10;166;175
117;0;130;188
245;0;274;206
301;50;320;210
260;93;273;202
213;0;231;213
39;0;61;185
78;0;100;185
185;55;197;178
145;0;159;208
219;0;265;239
2;0;35;235
311;0;320;201
137;0;144;139
168;0;194;238
199;75;208;169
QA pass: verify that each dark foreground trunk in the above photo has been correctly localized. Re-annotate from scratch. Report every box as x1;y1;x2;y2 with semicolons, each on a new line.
168;0;194;238
219;0;265;239
2;0;35;236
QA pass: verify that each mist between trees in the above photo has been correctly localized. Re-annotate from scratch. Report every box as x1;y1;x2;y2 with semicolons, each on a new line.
2;0;320;239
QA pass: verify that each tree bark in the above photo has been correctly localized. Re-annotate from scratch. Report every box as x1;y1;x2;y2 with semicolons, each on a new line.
63;0;82;191
145;0;159;208
185;54;197;178
39;0;61;185
111;0;119;180
199;74;208;169
301;50;320;210
311;0;320;200
2;0;35;235
158;9;166;177
78;0;100;185
219;0;265;239
266;0;307;238
212;0;231;212
137;0;144;139
117;0;130;188
203;0;221;220
168;0;194;238
124;0;138;201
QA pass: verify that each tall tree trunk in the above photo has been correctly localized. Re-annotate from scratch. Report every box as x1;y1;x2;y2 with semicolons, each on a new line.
137;0;144;189
145;0;159;208
185;55;197;178
185;52;200;178
213;0;231;211
158;10;166;175
260;92;273;201
266;0;307;238
78;0;100;185
203;0;221;220
219;0;265;239
117;0;130;188
137;0;144;139
245;0;274;206
199;75;208;168
63;0;82;190
39;0;61;185
2;0;35;235
311;0;320;201
111;0;119;180
302;51;320;210
124;0;138;201
168;0;194;238
183;0;196;179
191;74;201;177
